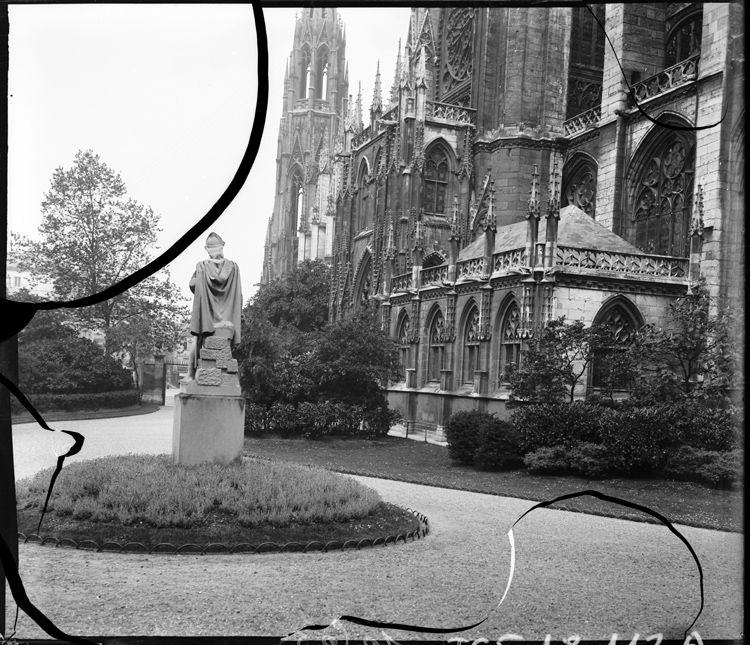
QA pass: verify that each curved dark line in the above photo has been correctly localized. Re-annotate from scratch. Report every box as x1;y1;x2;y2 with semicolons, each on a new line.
583;2;726;131
1;0;269;323
0;372;85;536
511;489;704;638
0;532;98;645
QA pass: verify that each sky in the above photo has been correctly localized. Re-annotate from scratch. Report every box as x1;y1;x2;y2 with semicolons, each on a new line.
7;4;411;305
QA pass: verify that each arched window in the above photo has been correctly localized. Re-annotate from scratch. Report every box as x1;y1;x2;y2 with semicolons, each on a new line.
665;8;703;67
423;252;446;269
300;48;312;99
498;301;521;385
424;147;450;216
462;305;480;384
357;161;369;231
354;254;372;308
591;302;640;391
396;313;411;381
632;132;695;257
290;171;304;234
315;47;329;100
427;309;445;383
562;155;598;217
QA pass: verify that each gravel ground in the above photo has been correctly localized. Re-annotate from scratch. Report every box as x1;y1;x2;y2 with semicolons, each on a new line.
6;404;743;641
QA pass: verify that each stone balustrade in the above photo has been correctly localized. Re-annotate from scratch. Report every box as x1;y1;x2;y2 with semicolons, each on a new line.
555;246;688;278
351;125;372;150
493;248;527;273
390;272;412;292
563;105;602;136
421;265;449;285
630;54;700;104
425;101;477;126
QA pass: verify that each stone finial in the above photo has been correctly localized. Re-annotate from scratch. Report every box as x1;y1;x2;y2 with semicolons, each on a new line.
528;164;541;220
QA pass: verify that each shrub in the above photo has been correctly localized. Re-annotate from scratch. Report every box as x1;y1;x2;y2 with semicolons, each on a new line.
11;390;139;414
565;442;612;478
698;449;743;488
524;445;570;475
445;410;492;465
511;401;608;455
474;419;523;471
662;445;744;489
361;406;402;439
267;402;298;437
244;402;268;436
599;406;683;475
674;402;742;451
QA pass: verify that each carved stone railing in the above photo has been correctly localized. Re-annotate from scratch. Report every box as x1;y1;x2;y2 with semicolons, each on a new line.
425;101;477;126
563;105;602;137
351;126;372;150
630;54;700;104
314;99;328;110
456;256;484;279
493;248;527;273
555;246;688;278
391;272;412;292
381;106;398;122
421;265;449;285
293;100;308;110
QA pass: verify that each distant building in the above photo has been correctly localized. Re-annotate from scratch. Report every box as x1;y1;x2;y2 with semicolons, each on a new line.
5;249;54;298
263;4;744;434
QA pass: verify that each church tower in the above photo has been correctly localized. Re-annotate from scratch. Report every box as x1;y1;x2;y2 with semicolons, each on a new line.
262;8;349;284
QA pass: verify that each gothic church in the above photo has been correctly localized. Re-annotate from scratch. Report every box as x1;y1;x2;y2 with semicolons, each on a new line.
262;4;744;435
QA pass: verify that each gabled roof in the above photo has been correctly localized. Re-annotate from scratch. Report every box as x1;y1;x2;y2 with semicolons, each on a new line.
458;205;644;261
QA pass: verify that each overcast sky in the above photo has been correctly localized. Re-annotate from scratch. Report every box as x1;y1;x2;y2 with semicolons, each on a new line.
7;4;411;304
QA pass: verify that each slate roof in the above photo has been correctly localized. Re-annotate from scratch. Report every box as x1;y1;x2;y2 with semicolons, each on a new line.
458;205;644;261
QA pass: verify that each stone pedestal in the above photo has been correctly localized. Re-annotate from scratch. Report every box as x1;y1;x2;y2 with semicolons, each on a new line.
172;328;245;465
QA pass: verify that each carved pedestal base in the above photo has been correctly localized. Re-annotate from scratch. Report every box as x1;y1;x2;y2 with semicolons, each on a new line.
172;393;245;466
174;328;244;465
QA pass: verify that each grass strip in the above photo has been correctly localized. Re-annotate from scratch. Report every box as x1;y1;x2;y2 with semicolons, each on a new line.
243;435;743;533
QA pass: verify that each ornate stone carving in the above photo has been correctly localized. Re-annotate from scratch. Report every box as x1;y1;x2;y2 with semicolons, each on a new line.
555;246;688;278
441;8;475;94
630;55;699;104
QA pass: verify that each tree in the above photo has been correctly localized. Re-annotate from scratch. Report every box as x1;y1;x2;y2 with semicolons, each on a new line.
629;281;737;405
506;317;613;404
13;290;132;395
26;150;189;355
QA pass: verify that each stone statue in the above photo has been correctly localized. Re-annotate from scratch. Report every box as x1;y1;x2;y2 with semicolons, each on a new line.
184;232;243;381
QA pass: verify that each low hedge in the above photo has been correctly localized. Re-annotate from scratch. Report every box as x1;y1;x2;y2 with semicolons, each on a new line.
445;411;522;469
511;401;607;455
524;442;612;479
444;410;488;465
244;400;401;440
11;389;139;414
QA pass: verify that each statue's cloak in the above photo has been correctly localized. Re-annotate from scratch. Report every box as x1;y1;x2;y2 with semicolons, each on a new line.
189;259;243;346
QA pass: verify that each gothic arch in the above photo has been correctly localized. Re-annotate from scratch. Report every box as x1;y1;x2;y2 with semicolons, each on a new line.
458;298;480;385
355;158;371;232
625;112;696;257
590;296;643;391
425;303;446;383
422;251;447;268
493;292;522;386
561;151;598;217
664;4;703;67
315;44;330;100
352;249;373;307
422;139;457;217
299;45;312;98
396;309;412;380
287;165;305;235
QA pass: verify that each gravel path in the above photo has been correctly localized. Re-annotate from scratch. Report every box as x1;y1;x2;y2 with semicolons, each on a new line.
6;407;743;641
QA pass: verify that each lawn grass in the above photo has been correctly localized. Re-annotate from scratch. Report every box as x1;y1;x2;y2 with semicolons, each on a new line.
243;434;743;533
16;455;420;548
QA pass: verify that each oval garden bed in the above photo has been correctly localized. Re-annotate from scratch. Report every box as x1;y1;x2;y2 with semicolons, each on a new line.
16;455;426;553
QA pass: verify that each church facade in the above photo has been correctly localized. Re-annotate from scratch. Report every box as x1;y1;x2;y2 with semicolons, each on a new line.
262;4;745;434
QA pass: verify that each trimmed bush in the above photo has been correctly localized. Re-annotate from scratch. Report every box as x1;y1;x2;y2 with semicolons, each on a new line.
599;406;684;475
674;403;742;452
474;419;523;471
565;442;612;478
244;402;268;436
524;445;570;475
11;389;139;414
445;410;492;465
662;445;744;488
511;401;608;455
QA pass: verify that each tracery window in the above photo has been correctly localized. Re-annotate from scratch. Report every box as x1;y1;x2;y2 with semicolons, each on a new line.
290;171;304;234
357;162;369;231
562;158;598;217
300;48;312;99
591;303;638;390
498;302;521;385
462;306;480;384
315;47;329;100
633;133;694;257
424;147;450;216
440;7;476;99
665;9;703;67
427;310;445;383
397;314;411;381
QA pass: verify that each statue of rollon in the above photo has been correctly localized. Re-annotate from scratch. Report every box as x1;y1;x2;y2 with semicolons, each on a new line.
173;232;245;465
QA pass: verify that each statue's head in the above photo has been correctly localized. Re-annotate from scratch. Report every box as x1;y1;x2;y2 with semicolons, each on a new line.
205;232;225;259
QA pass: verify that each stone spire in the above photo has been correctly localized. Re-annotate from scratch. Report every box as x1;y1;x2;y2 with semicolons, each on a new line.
371;60;382;112
389;39;402;108
355;81;363;130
